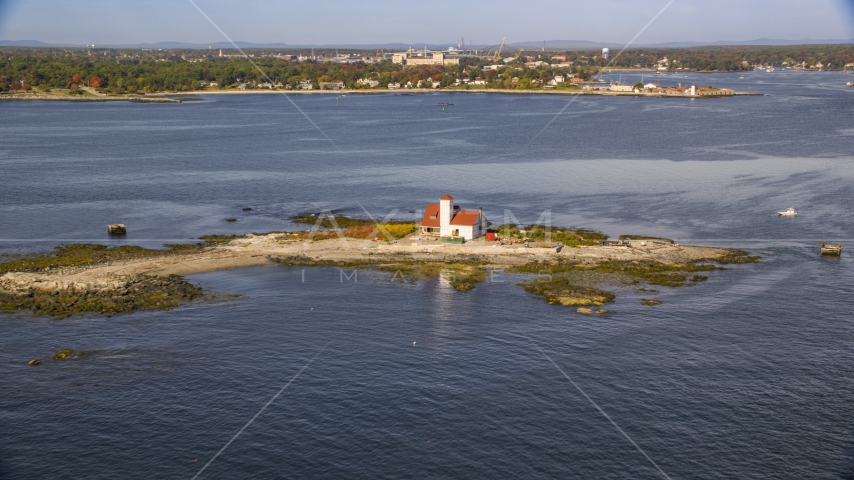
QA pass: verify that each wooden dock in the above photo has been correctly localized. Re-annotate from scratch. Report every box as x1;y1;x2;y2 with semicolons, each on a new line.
820;243;842;255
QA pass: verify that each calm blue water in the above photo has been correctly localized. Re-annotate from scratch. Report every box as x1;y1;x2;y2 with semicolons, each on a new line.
2;70;854;479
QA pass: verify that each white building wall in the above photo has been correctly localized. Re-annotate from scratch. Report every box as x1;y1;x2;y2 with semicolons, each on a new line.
452;213;488;240
457;225;474;240
440;198;453;237
475;214;487;238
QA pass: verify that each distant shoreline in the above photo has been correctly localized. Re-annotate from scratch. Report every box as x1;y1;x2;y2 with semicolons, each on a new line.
0;86;756;102
162;88;757;98
0;93;182;103
161;88;746;99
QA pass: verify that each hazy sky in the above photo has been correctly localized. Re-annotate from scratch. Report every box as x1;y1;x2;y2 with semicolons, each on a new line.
1;0;853;45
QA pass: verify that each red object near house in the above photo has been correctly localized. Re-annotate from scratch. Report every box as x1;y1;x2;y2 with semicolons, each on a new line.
485;232;496;241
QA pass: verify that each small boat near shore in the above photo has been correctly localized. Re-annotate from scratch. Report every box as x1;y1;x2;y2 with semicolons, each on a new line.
778;207;798;217
820;243;842;255
107;223;126;235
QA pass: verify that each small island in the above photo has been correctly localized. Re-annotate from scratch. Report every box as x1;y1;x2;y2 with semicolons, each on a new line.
0;195;758;319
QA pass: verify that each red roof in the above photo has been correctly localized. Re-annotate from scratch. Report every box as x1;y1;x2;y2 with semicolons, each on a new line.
450;209;481;226
440;194;454;201
420;203;441;227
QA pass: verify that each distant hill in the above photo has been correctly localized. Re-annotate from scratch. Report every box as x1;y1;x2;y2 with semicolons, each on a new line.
0;40;458;50
0;40;53;47
510;38;854;49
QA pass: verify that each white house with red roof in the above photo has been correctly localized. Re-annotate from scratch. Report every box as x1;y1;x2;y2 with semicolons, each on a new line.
419;194;488;240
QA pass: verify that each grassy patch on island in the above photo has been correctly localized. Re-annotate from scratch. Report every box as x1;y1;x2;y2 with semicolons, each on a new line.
494;224;607;247
290;214;417;242
0;237;242;276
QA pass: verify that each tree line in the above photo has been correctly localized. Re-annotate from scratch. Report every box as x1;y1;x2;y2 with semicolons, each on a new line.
1;44;852;93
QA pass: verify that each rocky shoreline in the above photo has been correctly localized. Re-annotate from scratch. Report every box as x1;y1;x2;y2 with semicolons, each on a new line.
0;93;182;103
0;231;758;319
0;271;205;318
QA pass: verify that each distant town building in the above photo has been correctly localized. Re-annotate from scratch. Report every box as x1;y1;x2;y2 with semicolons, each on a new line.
602;48;610;60
357;78;380;88
643;84;734;97
298;79;314;90
392;50;461;66
319;81;345;90
609;83;633;92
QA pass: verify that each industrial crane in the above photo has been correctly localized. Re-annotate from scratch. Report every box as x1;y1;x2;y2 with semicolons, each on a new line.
493;37;506;60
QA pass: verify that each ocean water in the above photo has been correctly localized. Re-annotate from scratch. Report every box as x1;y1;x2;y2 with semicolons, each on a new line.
2;70;854;479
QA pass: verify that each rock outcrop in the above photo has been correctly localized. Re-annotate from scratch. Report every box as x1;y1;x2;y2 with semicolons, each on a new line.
0;273;204;318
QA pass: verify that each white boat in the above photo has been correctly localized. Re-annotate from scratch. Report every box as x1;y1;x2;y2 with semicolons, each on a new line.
778;207;798;217
847;82;853;87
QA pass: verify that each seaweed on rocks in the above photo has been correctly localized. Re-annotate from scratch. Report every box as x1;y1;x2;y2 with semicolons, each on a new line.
703;249;761;264
510;251;743;308
53;348;81;360
0;274;206;319
378;261;489;291
520;276;615;306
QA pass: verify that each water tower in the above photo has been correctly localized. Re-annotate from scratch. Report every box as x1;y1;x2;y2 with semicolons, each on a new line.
602;48;610;60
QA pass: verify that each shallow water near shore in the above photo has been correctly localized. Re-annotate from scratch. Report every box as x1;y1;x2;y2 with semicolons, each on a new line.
2;70;854;479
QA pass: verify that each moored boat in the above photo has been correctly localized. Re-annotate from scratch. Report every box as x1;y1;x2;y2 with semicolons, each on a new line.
820;243;842;255
778;207;798;217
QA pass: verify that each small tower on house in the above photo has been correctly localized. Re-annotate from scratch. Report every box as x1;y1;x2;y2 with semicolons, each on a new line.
439;194;454;236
